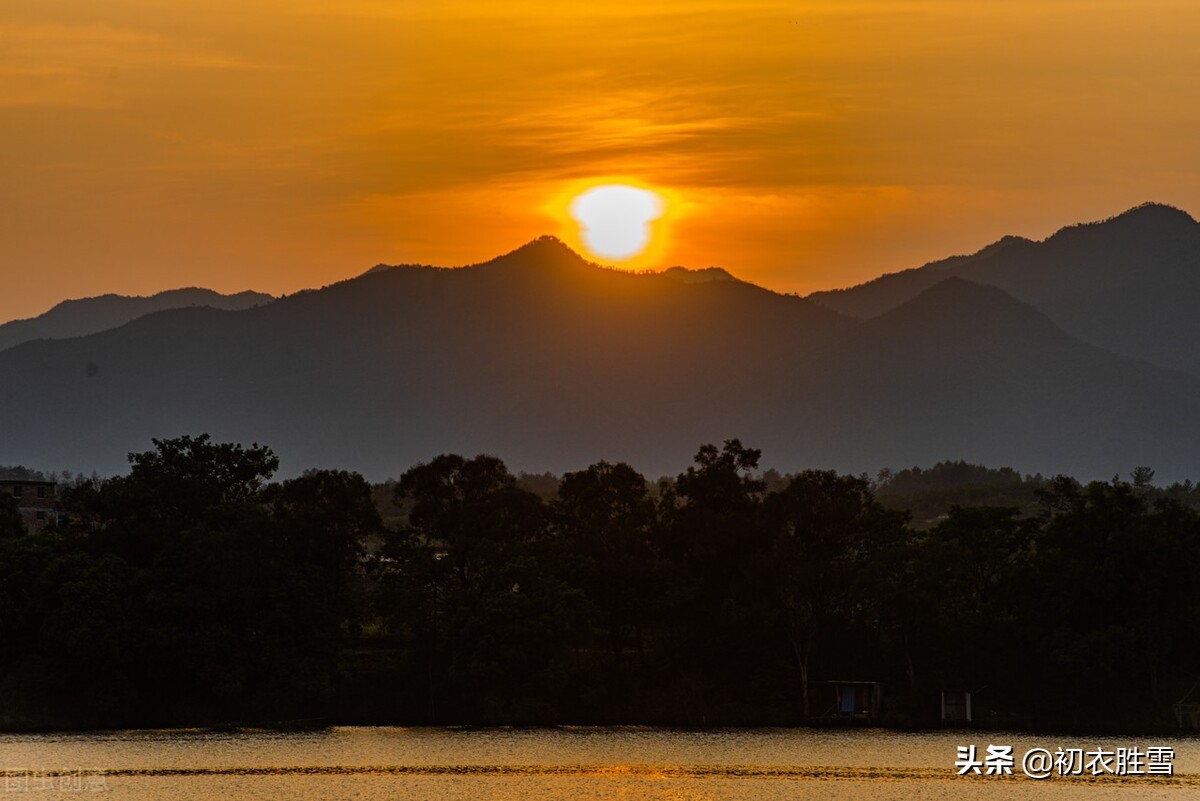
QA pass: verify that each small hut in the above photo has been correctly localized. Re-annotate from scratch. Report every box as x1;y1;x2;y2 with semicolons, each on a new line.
1173;679;1200;730
941;689;972;724
818;680;882;722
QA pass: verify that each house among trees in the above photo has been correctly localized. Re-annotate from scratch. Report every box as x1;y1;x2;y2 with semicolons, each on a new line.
819;681;883;722
0;479;60;531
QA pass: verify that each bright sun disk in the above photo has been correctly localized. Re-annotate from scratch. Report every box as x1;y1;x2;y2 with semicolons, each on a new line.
570;185;663;260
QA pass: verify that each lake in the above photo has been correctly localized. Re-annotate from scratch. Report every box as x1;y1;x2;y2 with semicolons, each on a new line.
2;726;1197;799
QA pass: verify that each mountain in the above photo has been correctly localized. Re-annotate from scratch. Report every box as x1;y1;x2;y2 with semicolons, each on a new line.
808;203;1200;373
2;235;1199;481
0;288;274;353
803;277;1200;478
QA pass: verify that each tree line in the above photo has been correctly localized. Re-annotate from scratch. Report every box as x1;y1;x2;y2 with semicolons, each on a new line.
1;435;1197;731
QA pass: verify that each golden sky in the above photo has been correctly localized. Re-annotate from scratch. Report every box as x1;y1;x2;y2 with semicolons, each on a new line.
4;0;1200;323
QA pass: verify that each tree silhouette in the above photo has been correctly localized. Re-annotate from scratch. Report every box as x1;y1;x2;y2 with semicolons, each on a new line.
764;470;906;718
0;493;22;538
555;461;662;667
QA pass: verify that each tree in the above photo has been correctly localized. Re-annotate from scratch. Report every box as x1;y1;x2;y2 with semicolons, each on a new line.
397;454;544;591
555;461;662;665
381;454;581;721
663;441;769;687
763;470;906;718
1131;466;1156;489
910;506;1033;708
669;439;766;565
270;469;381;620
128;433;276;508
1019;476;1200;724
94;434;279;563
0;493;23;538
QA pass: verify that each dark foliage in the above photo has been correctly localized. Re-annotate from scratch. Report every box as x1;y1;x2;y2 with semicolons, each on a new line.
3;436;1198;732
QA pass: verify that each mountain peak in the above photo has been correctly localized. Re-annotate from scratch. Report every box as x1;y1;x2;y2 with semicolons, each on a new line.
892;275;1010;309
7;231;1200;483
1049;202;1197;243
1112;201;1195;224
878;276;1052;328
486;235;590;270
0;287;273;353
868;277;1066;354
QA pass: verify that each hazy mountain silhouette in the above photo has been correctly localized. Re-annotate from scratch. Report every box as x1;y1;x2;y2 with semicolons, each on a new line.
0;288;274;353
807;277;1200;477
2;235;1199;481
809;203;1200;373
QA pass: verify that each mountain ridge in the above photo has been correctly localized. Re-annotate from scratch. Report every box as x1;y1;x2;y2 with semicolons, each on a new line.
2;233;1199;482
807;202;1200;373
0;287;274;354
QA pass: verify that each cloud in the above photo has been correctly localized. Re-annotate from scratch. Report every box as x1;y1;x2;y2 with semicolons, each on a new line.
0;24;286;108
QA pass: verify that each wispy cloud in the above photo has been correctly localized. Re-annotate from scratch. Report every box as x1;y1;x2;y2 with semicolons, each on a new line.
0;24;286;108
3;0;1200;323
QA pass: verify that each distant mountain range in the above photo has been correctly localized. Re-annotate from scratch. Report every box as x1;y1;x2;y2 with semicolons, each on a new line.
0;288;273;353
2;206;1199;482
808;202;1200;375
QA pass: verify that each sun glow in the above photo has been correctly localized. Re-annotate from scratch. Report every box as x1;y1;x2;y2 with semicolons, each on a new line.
569;184;663;261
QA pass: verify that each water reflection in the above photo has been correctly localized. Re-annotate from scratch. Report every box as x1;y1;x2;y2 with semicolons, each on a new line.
2;727;1196;800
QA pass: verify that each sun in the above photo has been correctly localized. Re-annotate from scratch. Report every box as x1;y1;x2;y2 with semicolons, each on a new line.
569;185;663;261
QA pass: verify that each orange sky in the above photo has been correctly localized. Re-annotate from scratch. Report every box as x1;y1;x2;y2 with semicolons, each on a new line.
4;0;1200;323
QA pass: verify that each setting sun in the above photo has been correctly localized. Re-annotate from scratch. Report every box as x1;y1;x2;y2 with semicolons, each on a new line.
570;185;663;260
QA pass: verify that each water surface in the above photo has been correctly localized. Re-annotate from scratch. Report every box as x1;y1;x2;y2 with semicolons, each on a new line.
3;726;1197;800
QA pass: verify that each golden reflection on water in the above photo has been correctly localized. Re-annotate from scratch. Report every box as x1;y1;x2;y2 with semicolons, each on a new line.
72;774;1200;801
3;727;1198;800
